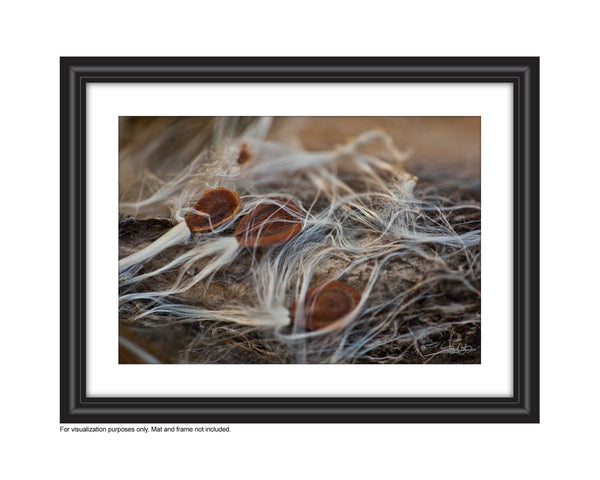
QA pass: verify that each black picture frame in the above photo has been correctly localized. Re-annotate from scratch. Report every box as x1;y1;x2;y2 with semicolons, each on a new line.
60;57;539;423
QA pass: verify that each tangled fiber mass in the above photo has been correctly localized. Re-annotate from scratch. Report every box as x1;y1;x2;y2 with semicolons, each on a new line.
119;117;481;364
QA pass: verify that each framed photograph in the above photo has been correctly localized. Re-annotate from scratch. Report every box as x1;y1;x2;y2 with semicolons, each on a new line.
61;57;539;423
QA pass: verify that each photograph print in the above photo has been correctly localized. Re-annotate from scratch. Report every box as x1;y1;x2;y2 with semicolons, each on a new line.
118;116;481;365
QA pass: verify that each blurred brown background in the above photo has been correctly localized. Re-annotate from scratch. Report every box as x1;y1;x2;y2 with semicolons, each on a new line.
268;116;480;176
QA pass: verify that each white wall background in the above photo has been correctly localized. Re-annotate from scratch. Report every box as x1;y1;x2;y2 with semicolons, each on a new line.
1;1;597;479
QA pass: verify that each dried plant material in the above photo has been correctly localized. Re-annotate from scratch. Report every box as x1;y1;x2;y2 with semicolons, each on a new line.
235;197;303;246
290;280;361;331
185;187;241;232
119;116;481;364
